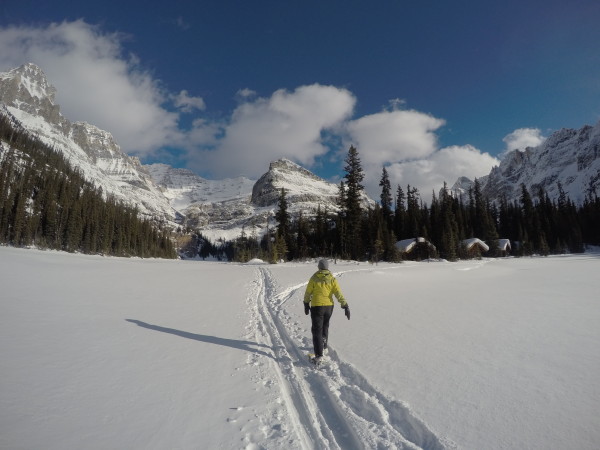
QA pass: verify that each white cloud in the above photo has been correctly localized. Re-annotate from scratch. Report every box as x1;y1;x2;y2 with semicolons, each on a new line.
346;108;446;169
190;84;356;178
502;128;546;154
186;118;223;148
343;106;464;200
381;145;499;201
0;20;182;156
173;90;206;112
236;88;257;100
0;20;502;199
340;107;500;201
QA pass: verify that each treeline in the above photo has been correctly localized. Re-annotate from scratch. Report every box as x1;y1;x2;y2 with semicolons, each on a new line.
0;113;176;258
177;232;230;260
231;146;600;263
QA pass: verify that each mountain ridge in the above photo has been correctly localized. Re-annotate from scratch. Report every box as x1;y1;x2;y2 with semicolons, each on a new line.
450;122;600;205
0;63;177;223
144;157;375;242
2;62;599;246
0;63;373;242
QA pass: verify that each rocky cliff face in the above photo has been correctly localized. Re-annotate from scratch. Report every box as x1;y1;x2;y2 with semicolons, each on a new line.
145;158;375;242
450;122;600;205
0;63;64;127
0;63;176;222
1;63;378;242
252;159;341;208
11;62;597;246
251;158;375;211
144;163;257;239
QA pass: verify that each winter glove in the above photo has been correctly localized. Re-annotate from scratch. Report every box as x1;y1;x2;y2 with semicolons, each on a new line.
304;302;311;315
343;305;350;320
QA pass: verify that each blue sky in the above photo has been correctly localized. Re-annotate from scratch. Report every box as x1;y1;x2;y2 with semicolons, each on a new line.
1;0;599;199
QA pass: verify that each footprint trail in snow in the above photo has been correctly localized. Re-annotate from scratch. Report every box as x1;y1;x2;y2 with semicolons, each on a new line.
247;266;451;450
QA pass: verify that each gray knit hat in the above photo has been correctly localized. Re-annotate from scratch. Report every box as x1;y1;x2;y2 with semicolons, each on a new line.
318;259;329;270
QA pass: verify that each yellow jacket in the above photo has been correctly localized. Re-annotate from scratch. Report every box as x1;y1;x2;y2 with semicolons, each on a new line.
304;270;347;307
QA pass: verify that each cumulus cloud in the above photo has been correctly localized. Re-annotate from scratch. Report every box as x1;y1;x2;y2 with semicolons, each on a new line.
0;20;182;156
0;20;501;199
381;145;499;201
502;128;546;154
190;84;356;178
172;90;206;112
346;108;446;169
342;107;492;200
236;88;257;100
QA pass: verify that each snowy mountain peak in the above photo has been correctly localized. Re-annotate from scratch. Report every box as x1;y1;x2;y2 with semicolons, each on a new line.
0;63;63;125
252;158;339;208
145;163;255;209
0;64;176;223
268;158;318;177
2;61;376;242
451;176;474;190
451;121;600;205
1;63;57;102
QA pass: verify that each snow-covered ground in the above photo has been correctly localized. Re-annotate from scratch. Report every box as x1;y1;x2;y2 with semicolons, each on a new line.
1;246;599;449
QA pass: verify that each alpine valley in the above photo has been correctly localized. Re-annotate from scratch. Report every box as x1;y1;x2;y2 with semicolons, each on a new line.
1;63;599;246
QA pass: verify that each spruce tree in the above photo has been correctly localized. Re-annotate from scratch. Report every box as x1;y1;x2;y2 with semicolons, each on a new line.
343;146;365;260
379;166;392;227
405;185;421;237
519;184;535;255
393;185;406;240
274;188;290;259
335;181;347;258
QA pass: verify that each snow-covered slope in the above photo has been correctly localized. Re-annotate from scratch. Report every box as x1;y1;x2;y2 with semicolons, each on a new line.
252;158;341;208
2;246;599;449
450;121;600;204
252;158;374;211
145;163;259;241
146;158;377;242
1;63;377;242
0;63;176;222
7;62;597;244
146;163;255;209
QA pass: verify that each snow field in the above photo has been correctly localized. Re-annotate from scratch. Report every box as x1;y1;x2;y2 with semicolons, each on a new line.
1;247;599;449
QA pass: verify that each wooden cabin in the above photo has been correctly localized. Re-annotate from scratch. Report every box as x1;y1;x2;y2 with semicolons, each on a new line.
461;238;489;258
395;237;437;260
497;239;511;256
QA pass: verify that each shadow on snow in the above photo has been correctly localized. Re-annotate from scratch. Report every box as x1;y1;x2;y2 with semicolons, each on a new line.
125;319;274;359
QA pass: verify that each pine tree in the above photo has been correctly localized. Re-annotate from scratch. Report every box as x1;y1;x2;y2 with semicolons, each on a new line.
274;188;290;259
519;184;535;255
295;211;310;259
343;146;365;260
335;181;347;258
274;233;288;262
438;184;460;260
379;166;392;227
393;185;406;240
405;185;421;237
313;205;328;255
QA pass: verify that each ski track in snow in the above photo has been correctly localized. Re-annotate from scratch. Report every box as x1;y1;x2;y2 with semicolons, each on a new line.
247;266;451;450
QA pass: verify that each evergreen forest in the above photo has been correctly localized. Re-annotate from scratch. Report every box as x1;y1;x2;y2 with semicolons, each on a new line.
229;146;600;263
0;113;176;258
2;111;599;263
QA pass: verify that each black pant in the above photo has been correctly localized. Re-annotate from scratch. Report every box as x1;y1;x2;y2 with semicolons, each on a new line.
310;305;334;357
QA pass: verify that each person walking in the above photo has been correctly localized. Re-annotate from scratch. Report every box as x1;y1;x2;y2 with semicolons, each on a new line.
303;259;350;365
